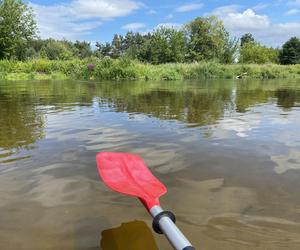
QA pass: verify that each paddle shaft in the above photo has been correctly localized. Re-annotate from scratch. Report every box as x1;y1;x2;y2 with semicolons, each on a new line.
150;206;195;250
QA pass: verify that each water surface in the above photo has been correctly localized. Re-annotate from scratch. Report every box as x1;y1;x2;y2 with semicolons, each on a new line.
0;79;300;249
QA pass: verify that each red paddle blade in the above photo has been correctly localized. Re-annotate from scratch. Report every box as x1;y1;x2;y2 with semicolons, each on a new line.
96;152;167;211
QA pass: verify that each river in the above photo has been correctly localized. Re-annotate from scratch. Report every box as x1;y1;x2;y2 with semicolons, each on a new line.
0;79;300;249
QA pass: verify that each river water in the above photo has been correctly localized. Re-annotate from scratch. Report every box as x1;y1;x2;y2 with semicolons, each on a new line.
0;80;300;250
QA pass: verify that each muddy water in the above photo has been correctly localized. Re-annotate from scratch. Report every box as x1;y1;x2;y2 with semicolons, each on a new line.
0;80;300;250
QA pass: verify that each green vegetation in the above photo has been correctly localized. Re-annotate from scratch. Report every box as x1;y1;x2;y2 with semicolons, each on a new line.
240;33;255;47
1;0;300;81
184;16;238;63
1;59;300;81
239;33;279;64
0;0;37;60
279;37;300;65
240;42;279;64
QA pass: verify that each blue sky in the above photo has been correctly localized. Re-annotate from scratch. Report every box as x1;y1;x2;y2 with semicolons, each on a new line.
26;0;300;47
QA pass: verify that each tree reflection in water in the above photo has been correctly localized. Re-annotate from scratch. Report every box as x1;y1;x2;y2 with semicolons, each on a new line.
0;80;299;162
0;90;44;154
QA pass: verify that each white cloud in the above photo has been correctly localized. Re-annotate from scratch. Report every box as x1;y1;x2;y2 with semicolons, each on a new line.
211;5;241;15
142;22;182;34
30;0;141;40
175;3;203;13
217;9;270;32
155;23;182;30
147;9;157;15
165;14;174;19
121;22;146;30
289;0;300;6
72;22;103;32
212;6;300;47
252;3;269;11
285;9;300;15
71;0;140;19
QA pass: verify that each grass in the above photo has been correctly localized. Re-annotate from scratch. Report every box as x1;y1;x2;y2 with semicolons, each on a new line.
1;58;300;81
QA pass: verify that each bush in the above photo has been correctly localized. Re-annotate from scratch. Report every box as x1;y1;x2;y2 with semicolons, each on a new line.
240;42;279;64
1;59;300;81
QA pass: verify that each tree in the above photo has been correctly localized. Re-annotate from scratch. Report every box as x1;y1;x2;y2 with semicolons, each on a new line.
95;42;112;58
123;32;145;59
185;16;228;61
221;32;239;63
74;40;92;59
240;33;255;47
111;34;125;58
0;0;37;59
239;42;279;64
40;39;74;60
279;37;300;65
139;27;186;64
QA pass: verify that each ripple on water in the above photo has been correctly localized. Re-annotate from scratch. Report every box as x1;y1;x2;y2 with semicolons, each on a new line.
165;178;300;249
29;174;92;207
205;214;300;248
0;148;31;165
0;149;14;159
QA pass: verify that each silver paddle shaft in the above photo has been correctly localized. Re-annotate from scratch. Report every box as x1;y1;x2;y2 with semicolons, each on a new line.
150;206;194;250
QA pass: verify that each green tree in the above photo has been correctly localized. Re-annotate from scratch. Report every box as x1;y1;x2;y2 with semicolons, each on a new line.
279;37;300;65
240;42;279;64
95;42;112;58
0;0;37;59
221;32;239;64
111;34;124;58
140;27;186;64
240;33;255;47
40;39;74;60
123;32;145;59
185;16;228;61
74;40;92;59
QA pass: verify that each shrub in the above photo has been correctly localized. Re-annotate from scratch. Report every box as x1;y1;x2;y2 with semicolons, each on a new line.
1;59;300;81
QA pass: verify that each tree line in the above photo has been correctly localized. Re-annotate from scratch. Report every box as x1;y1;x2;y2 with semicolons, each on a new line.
1;0;300;65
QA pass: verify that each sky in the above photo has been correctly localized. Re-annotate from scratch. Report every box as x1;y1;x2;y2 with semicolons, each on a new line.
26;0;300;47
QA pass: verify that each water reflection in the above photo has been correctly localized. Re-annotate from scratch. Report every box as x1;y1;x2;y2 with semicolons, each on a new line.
275;88;299;110
0;90;44;150
1;81;299;149
1;80;300;165
100;221;158;250
0;86;45;163
0;80;300;249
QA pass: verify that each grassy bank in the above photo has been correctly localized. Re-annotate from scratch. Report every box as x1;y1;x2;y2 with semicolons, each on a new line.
1;58;300;81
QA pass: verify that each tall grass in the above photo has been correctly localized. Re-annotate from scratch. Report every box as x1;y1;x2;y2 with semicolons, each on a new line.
1;58;300;81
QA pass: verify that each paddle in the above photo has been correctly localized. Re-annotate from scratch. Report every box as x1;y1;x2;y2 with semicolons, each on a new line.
96;152;195;250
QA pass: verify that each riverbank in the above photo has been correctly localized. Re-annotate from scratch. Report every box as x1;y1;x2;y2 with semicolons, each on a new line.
1;59;300;81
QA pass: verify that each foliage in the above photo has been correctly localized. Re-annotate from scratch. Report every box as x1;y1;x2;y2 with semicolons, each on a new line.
74;40;93;59
0;1;299;66
221;33;239;63
240;42;279;64
139;27;186;64
184;16;232;62
95;42;112;58
1;59;300;81
0;0;37;59
279;37;300;65
39;39;75;60
123;32;146;59
240;33;255;47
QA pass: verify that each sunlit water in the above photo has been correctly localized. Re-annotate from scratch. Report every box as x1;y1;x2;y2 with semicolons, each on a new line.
0;80;300;250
